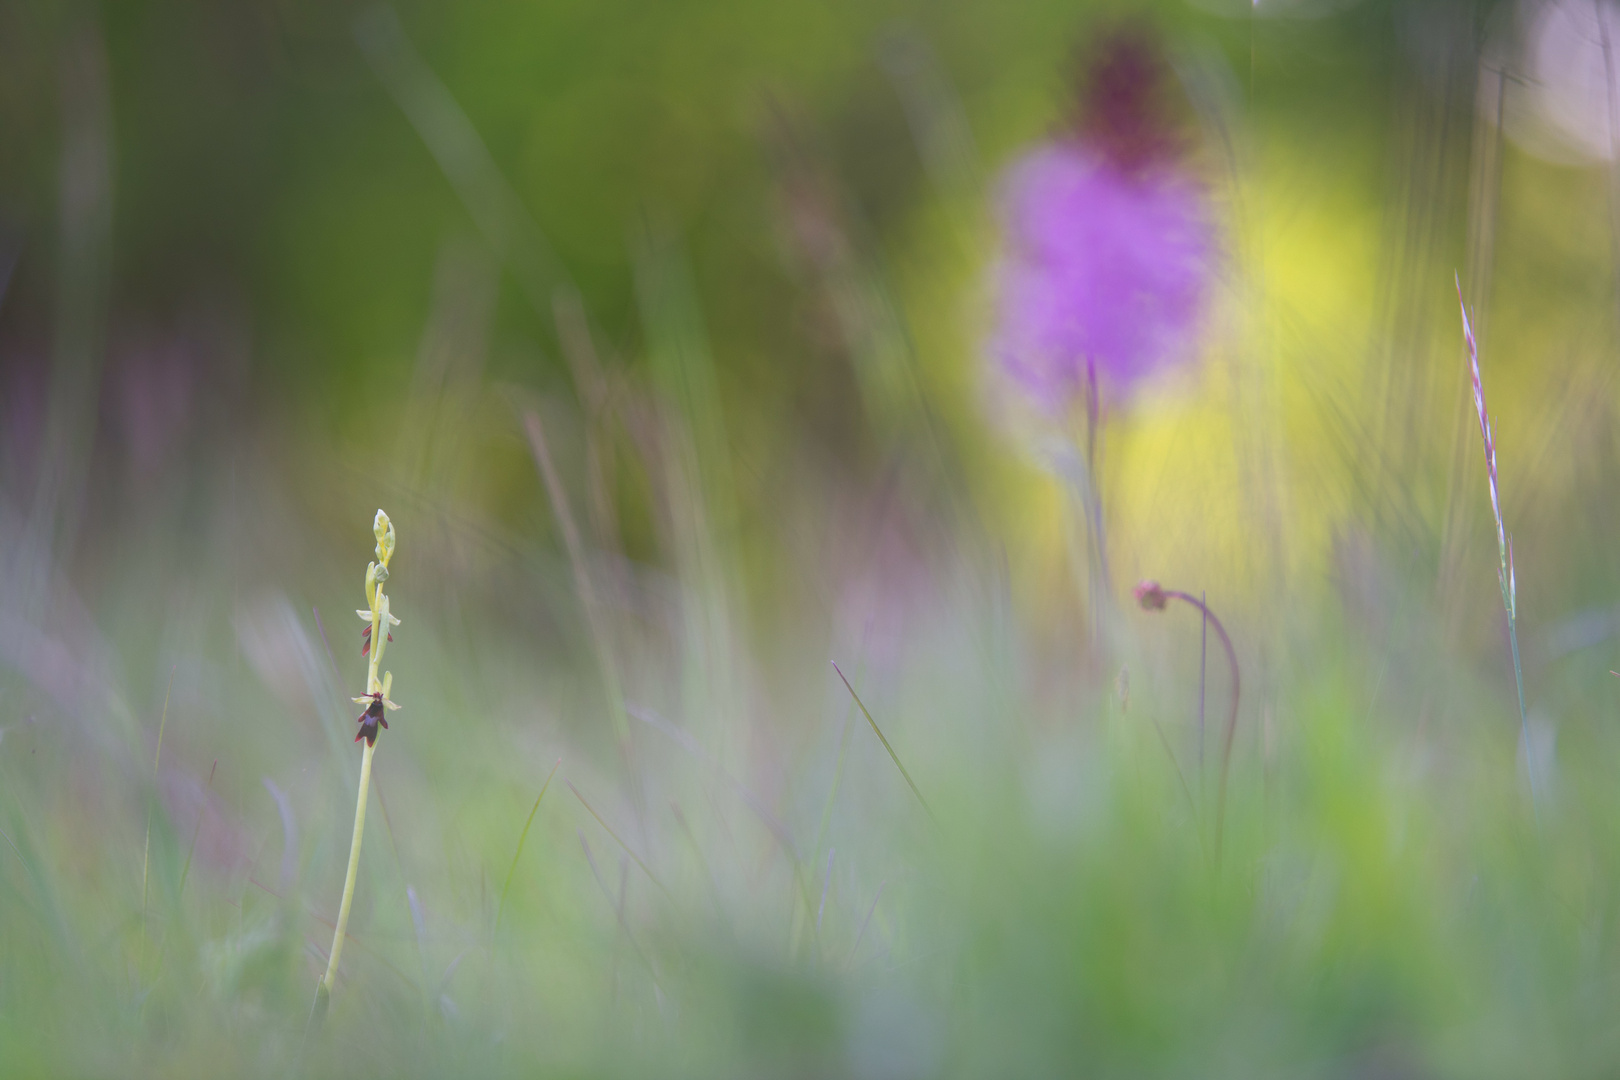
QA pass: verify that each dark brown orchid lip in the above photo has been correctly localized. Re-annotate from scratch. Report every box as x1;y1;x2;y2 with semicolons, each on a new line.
355;690;390;745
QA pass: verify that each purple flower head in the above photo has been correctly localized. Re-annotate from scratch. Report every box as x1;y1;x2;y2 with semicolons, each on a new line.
988;29;1215;413
990;146;1213;412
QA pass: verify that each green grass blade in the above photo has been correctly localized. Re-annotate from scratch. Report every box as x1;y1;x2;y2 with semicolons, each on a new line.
140;667;175;986
831;662;934;823
495;758;560;939
175;760;217;904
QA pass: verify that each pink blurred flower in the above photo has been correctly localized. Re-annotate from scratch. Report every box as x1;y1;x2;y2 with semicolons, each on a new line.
987;28;1215;413
989;145;1213;410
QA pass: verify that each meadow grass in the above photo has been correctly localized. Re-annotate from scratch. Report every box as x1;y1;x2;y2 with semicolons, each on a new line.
0;447;1613;1079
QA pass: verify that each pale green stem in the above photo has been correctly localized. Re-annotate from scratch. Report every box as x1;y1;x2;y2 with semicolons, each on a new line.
308;522;394;1038
320;582;387;1001
1499;544;1539;820
367;590;388;694
1507;610;1540;822
321;737;375;995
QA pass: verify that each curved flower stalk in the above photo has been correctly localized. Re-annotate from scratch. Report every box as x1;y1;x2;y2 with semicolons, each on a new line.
1134;580;1240;868
310;509;401;1029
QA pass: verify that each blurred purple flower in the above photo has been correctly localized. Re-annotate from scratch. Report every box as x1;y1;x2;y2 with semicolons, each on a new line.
988;26;1215;413
988;142;1214;411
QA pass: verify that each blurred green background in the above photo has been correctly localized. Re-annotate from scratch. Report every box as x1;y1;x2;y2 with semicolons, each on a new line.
7;0;1620;1075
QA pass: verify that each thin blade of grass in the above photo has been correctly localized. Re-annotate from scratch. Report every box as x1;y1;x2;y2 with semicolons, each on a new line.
407;885;431;1011
846;880;887;970
831;661;934;822
1148;712;1201;834
811;650;863;882
262;779;298;894
630;704;800;859
578;830;664;1003
567;780;670;898
524;411;630;753
140;665;175;978
628;703;817;933
670;801;726;922
816;847;835;936
495;758;561;938
175;760;216;903
249;874;421;993
1198;590;1207;772
312;605;343;688
610;855;628;1005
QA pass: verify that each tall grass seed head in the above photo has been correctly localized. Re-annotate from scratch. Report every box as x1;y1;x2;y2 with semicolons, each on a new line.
1456;276;1514;610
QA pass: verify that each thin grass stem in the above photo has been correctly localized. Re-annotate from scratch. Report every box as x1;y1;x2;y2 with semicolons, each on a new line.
1148;711;1201;832
1162;591;1239;868
1508;607;1539;820
1133;582;1241;868
566;780;670;898
845;880;886;971
578;830;664;1001
495;758;561;940
175;760;217;903
810;654;861;885
139;665;175;986
317;738;374;1012
670;802;726;921
816;847;835;937
523;411;630;757
1198;590;1207;772
831;661;934;822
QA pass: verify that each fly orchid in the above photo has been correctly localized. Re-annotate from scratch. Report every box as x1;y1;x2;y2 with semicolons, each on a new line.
310;509;403;1031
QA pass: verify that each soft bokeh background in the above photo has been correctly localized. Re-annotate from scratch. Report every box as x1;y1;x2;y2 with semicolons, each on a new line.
6;0;1620;1075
